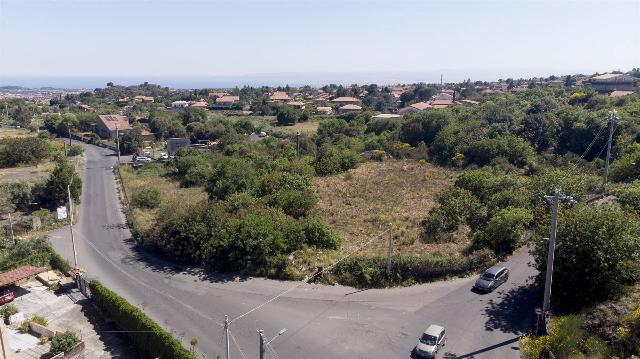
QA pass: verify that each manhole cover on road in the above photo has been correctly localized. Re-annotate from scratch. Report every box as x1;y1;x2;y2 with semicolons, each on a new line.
103;223;129;230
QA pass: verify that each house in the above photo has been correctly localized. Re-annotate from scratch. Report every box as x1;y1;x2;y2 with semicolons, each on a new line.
338;104;362;112
95;115;131;139
209;92;227;98
79;104;95;112
268;91;291;104
433;92;454;102
190;100;209;108
287;101;305;110
610;90;635;97
398;102;431;115
116;97;129;105
332;96;360;104
316;106;333;115
372;114;401;119
171;100;189;108
430;99;454;109
588;73;635;93
457;99;480;106
214;95;240;109
140;129;156;142
133;96;154;103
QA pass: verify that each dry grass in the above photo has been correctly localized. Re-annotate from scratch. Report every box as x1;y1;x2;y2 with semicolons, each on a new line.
268;119;321;135
0;127;33;139
0;161;55;183
119;164;207;233
314;160;463;256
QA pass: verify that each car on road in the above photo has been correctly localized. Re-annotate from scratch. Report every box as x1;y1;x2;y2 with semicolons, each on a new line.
474;266;509;293
0;287;14;305
413;324;446;358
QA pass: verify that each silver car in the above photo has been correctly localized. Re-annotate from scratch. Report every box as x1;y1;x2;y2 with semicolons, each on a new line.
414;324;446;358
474;266;509;292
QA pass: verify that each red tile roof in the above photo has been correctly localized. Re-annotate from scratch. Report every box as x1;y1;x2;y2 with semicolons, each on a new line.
410;102;431;110
269;92;291;101
0;266;47;287
332;96;360;103
338;104;362;111
97;115;132;132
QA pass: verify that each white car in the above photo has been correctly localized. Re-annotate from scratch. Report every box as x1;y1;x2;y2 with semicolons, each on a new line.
159;152;169;160
414;325;446;358
135;156;152;163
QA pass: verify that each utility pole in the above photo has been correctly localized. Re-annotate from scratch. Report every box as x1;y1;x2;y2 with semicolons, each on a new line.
257;330;265;359
8;213;15;246
115;126;121;163
386;224;393;283
296;131;300;158
603;110;618;185
67;184;78;269
68;126;72;146
542;189;559;315
224;315;230;359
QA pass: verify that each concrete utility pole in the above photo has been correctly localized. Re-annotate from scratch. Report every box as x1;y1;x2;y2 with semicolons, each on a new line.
257;330;265;359
68;126;72;146
115;126;121;163
296;131;300;158
67;184;78;269
386;225;393;280
224;315;230;359
8;213;15;246
603;110;618;185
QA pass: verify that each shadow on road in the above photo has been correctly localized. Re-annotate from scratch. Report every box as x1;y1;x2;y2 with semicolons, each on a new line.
441;336;521;359
120;237;250;284
483;283;538;334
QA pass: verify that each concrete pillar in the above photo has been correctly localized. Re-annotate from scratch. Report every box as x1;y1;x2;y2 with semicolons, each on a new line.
0;321;13;359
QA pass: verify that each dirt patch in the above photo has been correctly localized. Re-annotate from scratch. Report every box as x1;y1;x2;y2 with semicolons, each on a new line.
314;160;461;256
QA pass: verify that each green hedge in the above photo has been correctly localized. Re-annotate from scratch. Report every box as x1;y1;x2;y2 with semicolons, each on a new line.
88;280;196;359
330;249;495;288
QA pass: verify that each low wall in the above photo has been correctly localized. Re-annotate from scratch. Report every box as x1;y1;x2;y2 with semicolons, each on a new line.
29;322;56;338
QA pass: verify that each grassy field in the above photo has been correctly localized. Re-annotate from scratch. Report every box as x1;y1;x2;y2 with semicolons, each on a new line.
0;161;56;183
0;127;33;139
119;163;207;233
267;119;321;135
314;160;459;256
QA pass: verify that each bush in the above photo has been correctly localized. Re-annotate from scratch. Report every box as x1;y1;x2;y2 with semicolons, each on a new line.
612;183;640;213
89;280;196;359
520;315;610;359
132;188;161;209
533;205;640;312
206;157;257;200
473;207;533;254
313;144;361;176
50;330;80;354
610;142;640;183
0;137;52;168
330;249;495;288
31;315;48;326
300;218;341;249
0;304;18;322
67;144;84;157
422;187;482;240
41;157;81;207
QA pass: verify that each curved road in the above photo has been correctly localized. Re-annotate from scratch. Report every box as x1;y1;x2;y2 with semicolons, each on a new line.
50;142;537;359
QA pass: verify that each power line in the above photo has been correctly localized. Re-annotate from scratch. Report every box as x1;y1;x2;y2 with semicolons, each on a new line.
229;228;390;324
229;329;248;359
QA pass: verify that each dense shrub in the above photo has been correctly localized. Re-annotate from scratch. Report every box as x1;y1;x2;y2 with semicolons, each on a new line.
520;315;609;359
41;158;81;207
0;237;71;273
422;187;482;240
610;142;640;183
206;157;257;200
132;188;161;209
330;249;495;288
300;218;341;249
89;280;196;359
0;137;51;167
472;207;533;254
313;144;361;176
0;304;18;322
50;330;80;354
611;183;640;213
67;144;84;157
533;205;640;312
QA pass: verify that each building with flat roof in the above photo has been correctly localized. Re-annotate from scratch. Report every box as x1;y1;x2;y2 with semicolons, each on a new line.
587;73;635;93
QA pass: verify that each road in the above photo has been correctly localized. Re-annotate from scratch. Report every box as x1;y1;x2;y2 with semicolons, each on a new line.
50;142;537;359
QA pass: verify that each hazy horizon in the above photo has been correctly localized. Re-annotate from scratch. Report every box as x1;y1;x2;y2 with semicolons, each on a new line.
1;0;638;89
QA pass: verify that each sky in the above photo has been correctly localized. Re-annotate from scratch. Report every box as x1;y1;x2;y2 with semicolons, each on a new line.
0;0;639;87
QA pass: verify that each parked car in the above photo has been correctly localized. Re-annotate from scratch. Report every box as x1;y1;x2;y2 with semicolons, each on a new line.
135;156;153;163
0;288;14;305
474;266;509;292
414;325;446;358
159;152;169;160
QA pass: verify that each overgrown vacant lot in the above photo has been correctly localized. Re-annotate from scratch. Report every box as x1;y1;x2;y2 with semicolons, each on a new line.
119;164;207;233
0;161;55;183
314;160;457;256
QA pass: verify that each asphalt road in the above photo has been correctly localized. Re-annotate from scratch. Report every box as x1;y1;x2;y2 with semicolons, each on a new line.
50;142;537;359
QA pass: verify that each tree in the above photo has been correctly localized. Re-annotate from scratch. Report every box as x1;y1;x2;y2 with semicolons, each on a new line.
119;124;143;155
0;137;51;168
533;206;640;312
42;158;81;207
276;106;300;126
11;105;32;128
